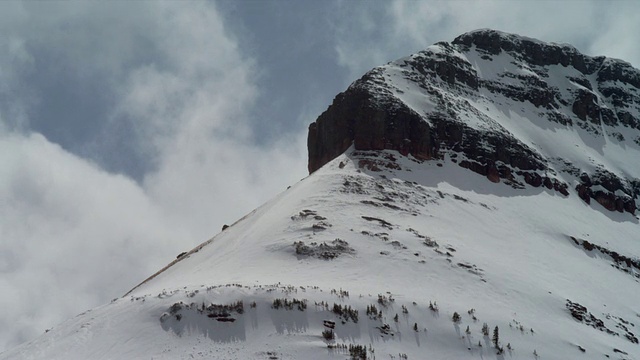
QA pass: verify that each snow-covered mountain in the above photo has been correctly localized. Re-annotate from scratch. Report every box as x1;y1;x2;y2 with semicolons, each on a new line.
309;29;640;214
3;29;640;360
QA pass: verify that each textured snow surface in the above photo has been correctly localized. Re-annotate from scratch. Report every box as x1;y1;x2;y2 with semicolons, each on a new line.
3;151;639;360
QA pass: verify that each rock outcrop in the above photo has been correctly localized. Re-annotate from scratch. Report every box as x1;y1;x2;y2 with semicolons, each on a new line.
308;29;640;215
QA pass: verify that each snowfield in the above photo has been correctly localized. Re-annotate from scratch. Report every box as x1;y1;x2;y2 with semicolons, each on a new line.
3;149;639;360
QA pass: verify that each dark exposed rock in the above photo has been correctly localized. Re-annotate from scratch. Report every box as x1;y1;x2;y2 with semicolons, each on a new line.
575;169;638;214
576;184;591;204
361;216;394;229
566;300;617;337
294;239;354;260
572;89;600;123
565;299;638;346
570;236;640;280
597;59;640;88
308;86;434;174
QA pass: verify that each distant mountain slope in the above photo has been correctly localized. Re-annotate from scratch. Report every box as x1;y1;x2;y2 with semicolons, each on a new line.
3;29;639;360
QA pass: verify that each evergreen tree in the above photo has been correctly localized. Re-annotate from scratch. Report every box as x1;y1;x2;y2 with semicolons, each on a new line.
452;312;461;323
492;326;500;348
481;323;489;336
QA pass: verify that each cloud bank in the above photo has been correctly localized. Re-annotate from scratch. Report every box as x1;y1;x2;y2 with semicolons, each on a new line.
0;1;305;350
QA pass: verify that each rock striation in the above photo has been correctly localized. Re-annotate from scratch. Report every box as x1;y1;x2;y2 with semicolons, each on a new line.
308;29;640;214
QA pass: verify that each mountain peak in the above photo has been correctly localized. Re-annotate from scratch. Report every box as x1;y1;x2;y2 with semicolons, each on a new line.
308;29;640;215
453;28;579;55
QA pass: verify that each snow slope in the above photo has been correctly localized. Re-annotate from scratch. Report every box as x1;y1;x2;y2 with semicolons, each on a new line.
3;148;639;360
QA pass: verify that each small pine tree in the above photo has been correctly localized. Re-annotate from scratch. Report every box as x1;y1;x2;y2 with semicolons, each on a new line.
492;326;500;348
465;325;471;334
481;323;489;336
394;313;399;322
452;312;461;323
413;322;418;332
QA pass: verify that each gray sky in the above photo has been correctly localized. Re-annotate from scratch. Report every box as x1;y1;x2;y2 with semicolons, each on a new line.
1;0;638;351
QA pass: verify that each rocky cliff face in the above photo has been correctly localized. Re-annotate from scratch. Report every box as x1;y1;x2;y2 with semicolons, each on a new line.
308;29;640;215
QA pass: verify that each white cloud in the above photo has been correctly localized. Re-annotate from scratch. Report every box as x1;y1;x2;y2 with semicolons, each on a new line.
0;132;183;348
0;1;306;351
588;4;640;66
